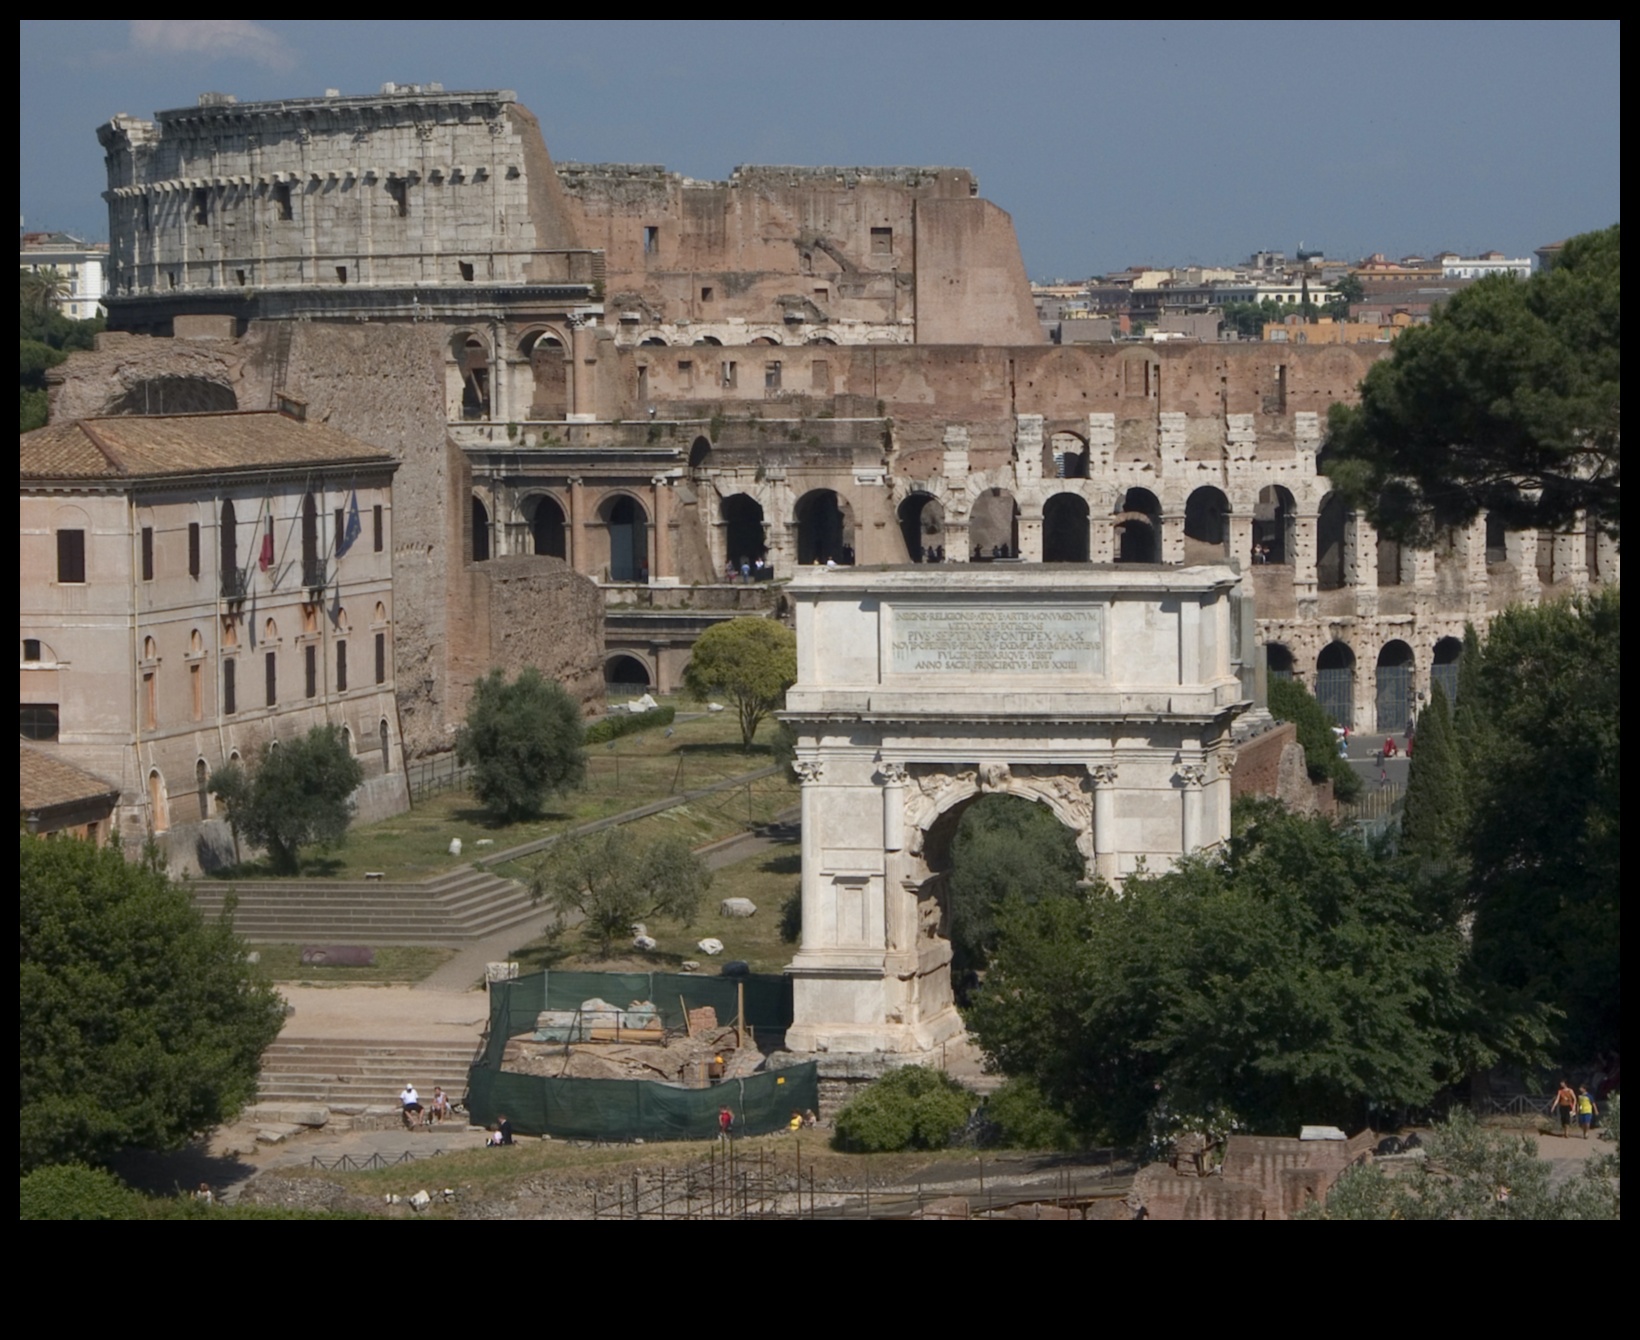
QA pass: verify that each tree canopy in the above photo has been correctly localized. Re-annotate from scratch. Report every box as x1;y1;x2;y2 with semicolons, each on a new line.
529;828;710;957
1268;675;1361;802
20;267;103;432
682;617;796;750
456;668;587;822
966;804;1547;1146
20;834;284;1173
1462;591;1620;1060
221;725;364;874
1326;224;1620;542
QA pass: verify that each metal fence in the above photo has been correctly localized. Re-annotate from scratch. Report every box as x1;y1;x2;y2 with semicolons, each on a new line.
309;1149;444;1172
406;753;473;801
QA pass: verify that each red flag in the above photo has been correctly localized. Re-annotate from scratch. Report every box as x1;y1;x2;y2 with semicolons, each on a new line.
258;522;274;572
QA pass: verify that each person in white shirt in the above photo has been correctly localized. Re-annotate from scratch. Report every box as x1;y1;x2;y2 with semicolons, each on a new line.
400;1083;423;1129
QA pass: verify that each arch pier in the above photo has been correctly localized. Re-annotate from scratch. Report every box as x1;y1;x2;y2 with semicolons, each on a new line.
781;565;1249;1056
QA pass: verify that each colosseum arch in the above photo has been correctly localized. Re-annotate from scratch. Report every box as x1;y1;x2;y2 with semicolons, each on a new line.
518;326;567;419
1115;488;1162;563
970;488;1018;557
898;492;946;562
1255;485;1297;565
104;375;237;417
1049;430;1090;479
605;652;654;696
597;492;650;583
721;494;767;567
449;330;493;421
1042;492;1091;562
1375;639;1416;733
1317;494;1349;590
794;489;855;566
1184;486;1232;561
1315;639;1356;727
521;492;568;559
1432;636;1463;708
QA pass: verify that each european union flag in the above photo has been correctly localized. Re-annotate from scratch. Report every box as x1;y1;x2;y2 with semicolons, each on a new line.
337;490;362;559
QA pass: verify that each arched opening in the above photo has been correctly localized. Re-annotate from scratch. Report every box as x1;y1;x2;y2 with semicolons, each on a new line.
1317;494;1348;590
1266;642;1295;682
688;436;713;471
195;758;210;821
749;335;780;346
1315;641;1356;727
693;335;723;346
897;493;945;562
148;769;170;833
522;331;567;419
1184;486;1231;561
919;791;1085;999
806;335;837;346
795;489;855;566
970;489;1019;559
1485;512;1509;565
379;718;392;772
104;375;236;417
640;336;667;347
1043;493;1091;562
471;496;492;562
601;495;649;583
1375;640;1415;733
721;494;767;568
1432;636;1463;708
1050;431;1089;479
455;334;490;420
606;654;652;702
1114;488;1162;563
524;494;567;559
220;499;240;598
1254;485;1295;565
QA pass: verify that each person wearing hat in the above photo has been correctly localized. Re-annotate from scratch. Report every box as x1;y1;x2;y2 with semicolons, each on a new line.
400;1083;423;1129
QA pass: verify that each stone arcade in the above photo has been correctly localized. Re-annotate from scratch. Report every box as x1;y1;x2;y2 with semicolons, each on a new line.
781;565;1248;1055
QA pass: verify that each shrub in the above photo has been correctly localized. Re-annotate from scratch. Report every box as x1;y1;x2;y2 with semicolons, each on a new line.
832;1066;974;1153
19;1164;140;1220
585;705;675;744
984;1078;1081;1151
1268;676;1361;802
779;887;803;944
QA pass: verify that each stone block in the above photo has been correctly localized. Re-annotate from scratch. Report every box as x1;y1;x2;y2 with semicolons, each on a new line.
719;897;757;918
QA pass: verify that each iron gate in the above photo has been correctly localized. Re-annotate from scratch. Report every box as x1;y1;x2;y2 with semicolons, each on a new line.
1376;663;1413;733
1315;667;1353;727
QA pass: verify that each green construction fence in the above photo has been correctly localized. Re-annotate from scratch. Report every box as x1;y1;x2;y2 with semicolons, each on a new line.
466;970;814;1141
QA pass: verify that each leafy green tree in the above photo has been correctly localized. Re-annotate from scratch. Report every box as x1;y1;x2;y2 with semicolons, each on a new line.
1268;675;1361;801
832;1065;974;1153
529;829;710;957
205;759;252;866
1465;591;1620;1059
1326;224;1620;542
983;1077;1081;1151
946;794;1083;970
1304;1105;1619;1220
20;834;284;1173
682;617;796;751
456;668;587;822
1399;682;1463;866
236;725;365;874
966;806;1545;1146
20;268;104;431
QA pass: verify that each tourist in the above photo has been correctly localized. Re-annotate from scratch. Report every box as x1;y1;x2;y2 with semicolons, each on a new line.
1577;1086;1599;1139
487;1113;514;1146
429;1086;452;1125
718;1106;735;1141
1550;1080;1576;1137
400;1082;423;1130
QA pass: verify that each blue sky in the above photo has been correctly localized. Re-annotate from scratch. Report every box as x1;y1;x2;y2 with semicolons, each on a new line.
19;20;1621;279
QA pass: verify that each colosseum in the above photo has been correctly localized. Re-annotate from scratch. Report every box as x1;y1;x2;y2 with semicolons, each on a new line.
63;84;1616;754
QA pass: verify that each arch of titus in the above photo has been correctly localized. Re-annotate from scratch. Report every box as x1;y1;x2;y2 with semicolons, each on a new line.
781;565;1249;1055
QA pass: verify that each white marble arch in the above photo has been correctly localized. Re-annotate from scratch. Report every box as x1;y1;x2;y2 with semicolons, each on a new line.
781;564;1250;1056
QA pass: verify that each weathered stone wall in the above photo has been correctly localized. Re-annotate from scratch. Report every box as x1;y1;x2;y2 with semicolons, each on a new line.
445;556;605;731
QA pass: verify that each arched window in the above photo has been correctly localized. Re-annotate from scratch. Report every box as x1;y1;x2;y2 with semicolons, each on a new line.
472;496;491;562
897;494;944;562
1043;494;1091;563
379;718;392;772
196;759;210;821
1254;486;1295;565
525;495;567;559
721;494;767;567
600;495;649;582
1184;487;1231;560
1315;641;1356;727
1432;637;1463;708
148;769;170;833
1376;640;1415;732
1115;489;1162;563
794;490;855;566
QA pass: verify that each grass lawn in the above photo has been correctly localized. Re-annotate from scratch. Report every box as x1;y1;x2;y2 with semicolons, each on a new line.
507;837;801;975
212;704;792;883
249;944;454;985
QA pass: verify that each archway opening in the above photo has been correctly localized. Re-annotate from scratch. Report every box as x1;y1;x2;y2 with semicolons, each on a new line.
471;496;492;562
600;495;649;583
920;791;1084;998
1317;494;1348;590
1376;640;1415;733
523;331;566;419
689;435;713;471
970;489;1019;559
1050;431;1089;479
525;494;567;559
1432;636;1463;708
721;494;767;569
1266;642;1295;681
1115;488;1161;563
795;489;854;566
1315;640;1355;727
897;493;945;562
1254;485;1295;565
606;654;652;702
1043;493;1091;562
1184;486;1231;561
454;335;490;420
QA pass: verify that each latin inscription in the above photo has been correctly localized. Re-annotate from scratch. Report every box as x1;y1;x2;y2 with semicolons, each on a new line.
889;605;1104;677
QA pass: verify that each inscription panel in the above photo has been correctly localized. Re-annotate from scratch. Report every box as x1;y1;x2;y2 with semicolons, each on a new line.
887;603;1105;677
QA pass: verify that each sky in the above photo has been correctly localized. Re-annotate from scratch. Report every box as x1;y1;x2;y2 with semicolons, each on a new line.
19;20;1622;280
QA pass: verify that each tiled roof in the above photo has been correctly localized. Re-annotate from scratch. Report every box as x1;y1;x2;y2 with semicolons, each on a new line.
19;743;121;812
20;411;394;482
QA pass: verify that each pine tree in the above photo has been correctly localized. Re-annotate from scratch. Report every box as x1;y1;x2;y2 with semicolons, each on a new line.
1400;681;1463;865
1450;622;1488;774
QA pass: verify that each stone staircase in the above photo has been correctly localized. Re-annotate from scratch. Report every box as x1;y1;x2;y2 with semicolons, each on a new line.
257;1037;480;1108
191;864;543;945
